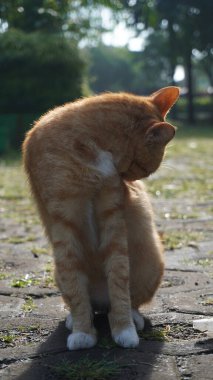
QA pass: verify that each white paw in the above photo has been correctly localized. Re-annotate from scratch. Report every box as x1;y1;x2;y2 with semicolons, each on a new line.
67;332;97;350
113;325;139;348
132;309;145;331
65;313;73;331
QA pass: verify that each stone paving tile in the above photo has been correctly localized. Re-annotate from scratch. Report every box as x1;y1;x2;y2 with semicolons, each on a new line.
1;295;25;317
176;354;213;380
32;296;67;318
165;289;213;316
160;270;213;293
0;286;59;297
165;241;213;273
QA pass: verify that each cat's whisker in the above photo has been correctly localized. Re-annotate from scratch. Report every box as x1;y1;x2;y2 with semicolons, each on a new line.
161;163;176;171
167;142;175;149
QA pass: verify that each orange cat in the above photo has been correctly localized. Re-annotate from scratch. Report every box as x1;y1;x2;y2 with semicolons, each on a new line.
22;86;179;350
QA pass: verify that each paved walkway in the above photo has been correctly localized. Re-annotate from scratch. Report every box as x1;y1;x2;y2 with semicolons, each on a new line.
0;168;212;379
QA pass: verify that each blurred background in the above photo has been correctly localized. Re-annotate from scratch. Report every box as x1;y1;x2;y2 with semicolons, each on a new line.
0;0;213;156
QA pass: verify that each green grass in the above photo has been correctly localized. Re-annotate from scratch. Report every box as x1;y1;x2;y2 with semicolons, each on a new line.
139;325;170;342
0;161;39;228
0;334;16;344
11;268;55;289
0;272;9;280
182;257;213;268
22;296;37;313
11;276;40;288
201;297;213;306
52;358;121;380
7;235;36;244
195;258;213;267
162;231;203;250
146;122;213;201
31;246;49;256
98;337;117;349
17;324;40;332
0;162;27;200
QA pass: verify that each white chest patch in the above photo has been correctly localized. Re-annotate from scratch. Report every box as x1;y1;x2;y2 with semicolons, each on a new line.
95;150;115;177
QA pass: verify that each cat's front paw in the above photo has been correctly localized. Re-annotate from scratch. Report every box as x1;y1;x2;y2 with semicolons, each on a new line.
67;332;97;350
65;313;73;331
113;325;139;348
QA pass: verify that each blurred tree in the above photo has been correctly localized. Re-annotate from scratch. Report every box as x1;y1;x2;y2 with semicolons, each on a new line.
0;29;83;114
120;0;213;123
0;1;124;152
0;0;120;115
135;31;172;93
88;44;135;93
0;0;69;33
199;51;213;89
0;1;121;38
87;40;171;95
156;0;213;123
195;0;213;93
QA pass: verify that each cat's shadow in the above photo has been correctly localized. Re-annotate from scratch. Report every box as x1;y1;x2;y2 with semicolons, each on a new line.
15;314;162;380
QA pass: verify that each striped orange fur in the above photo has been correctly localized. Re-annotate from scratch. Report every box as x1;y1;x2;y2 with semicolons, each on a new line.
22;86;179;350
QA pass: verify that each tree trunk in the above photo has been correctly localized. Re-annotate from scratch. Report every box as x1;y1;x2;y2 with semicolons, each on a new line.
185;53;195;124
204;67;213;121
168;19;178;119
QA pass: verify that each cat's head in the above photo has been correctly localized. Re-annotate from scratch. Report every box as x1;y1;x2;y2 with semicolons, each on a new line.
123;86;180;180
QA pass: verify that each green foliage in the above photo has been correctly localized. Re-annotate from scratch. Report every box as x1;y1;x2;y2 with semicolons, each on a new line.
0;0;70;33
0;1;121;38
88;44;136;93
202;298;213;306
122;0;213;54
0;333;16;344
0;29;84;113
139;325;170;341
134;32;172;92
162;231;203;251
22;296;37;312
98;337;117;349
121;0;213;122
0;2;120;116
8;235;36;244
0;272;9;280
31;247;49;255
11;274;40;288
88;42;171;95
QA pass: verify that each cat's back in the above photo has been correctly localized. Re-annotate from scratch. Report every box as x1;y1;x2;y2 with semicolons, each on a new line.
25;92;147;138
22;99;86;164
23;93;139;156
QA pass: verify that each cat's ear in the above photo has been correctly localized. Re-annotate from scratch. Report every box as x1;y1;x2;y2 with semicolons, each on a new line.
151;86;180;118
145;122;176;146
